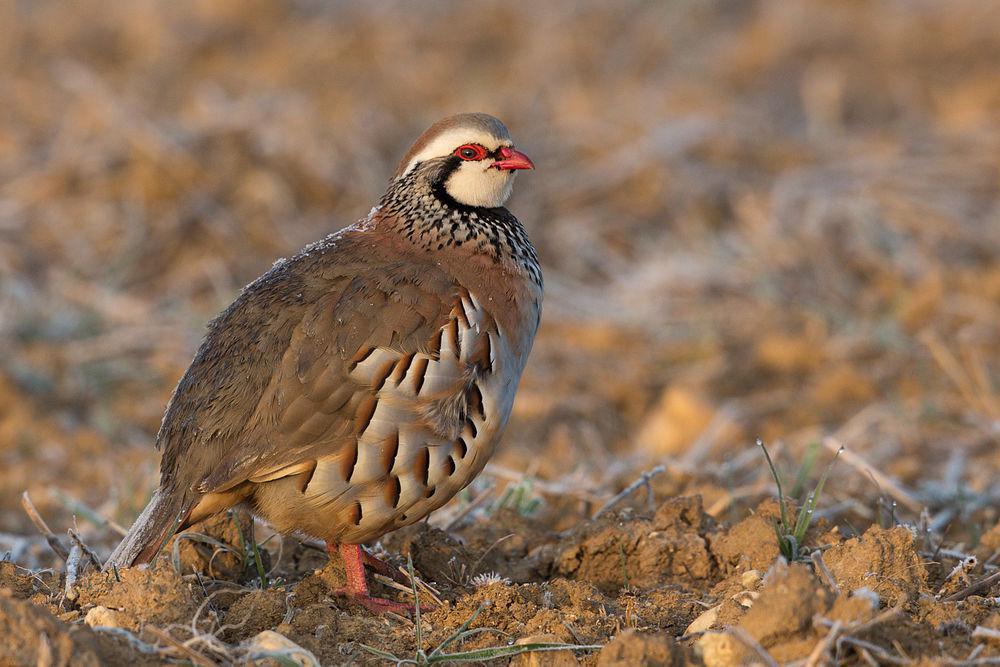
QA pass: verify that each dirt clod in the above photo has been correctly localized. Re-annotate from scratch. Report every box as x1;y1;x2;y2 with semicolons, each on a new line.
74;559;200;631
739;561;832;662
0;561;56;601
709;500;783;572
0;591;104;666
697;631;750;667
222;588;288;642
556;496;713;591
597;629;684;666
823;525;927;605
172;511;258;582
381;523;470;593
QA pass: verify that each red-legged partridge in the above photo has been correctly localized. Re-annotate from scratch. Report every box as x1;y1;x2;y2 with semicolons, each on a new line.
106;113;542;613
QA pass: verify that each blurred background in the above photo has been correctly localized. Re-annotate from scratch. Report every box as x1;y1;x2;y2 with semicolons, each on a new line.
1;0;998;559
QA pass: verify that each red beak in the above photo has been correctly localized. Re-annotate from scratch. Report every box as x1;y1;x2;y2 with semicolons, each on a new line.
493;146;534;171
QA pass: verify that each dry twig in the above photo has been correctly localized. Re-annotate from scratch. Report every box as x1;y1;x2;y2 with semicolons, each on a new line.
63;544;83;602
68;529;102;569
836;636;910;665
443;484;496;531
20;491;69;561
727;626;779;667
811;550;840;594
592;465;666;519
943;571;1000;603
822;438;921;512
805;619;842;667
972;626;1000;643
144;626;217;667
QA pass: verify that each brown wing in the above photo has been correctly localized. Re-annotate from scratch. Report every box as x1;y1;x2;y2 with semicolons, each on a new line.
156;230;460;497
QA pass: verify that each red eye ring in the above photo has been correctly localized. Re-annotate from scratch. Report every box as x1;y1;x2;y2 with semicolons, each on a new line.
454;144;488;161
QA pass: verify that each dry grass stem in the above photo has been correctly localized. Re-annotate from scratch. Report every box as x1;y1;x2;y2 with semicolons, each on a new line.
592;465;666;519
144;626;217;667
20;492;69;561
805;619;843;667
811;551;840;594
822;438;921;512
67;529;102;569
728;626;779;667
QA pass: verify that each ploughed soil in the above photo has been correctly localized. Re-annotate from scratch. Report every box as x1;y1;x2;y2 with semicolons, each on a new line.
2;0;1000;665
2;489;1000;665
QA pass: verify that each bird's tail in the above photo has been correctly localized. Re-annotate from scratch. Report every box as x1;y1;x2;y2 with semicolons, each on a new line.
104;489;192;570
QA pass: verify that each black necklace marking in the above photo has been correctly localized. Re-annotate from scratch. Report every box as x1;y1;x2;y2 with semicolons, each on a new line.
379;161;542;288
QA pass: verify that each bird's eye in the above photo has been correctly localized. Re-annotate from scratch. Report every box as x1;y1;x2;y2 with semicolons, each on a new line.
454;144;487;161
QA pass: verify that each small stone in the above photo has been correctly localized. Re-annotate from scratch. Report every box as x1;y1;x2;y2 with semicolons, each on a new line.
740;570;762;588
244;630;320;667
698;631;749;667
685;605;720;634
84;606;125;629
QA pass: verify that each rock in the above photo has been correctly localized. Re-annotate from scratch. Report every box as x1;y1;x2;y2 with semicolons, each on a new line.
697;631;749;667
84;605;127;629
739;570;762;588
510;634;579;666
685;605;720;634
597;629;682;666
244;630;320;667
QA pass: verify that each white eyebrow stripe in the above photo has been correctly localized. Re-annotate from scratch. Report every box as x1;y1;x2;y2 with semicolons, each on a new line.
399;129;511;177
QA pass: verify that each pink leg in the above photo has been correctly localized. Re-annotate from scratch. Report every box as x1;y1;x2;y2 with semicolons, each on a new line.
328;543;415;615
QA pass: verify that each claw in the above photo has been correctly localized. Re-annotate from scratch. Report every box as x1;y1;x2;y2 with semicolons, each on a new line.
328;543;434;616
332;587;417;615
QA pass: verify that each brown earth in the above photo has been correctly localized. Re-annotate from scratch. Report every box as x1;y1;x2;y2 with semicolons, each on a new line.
3;498;999;664
2;0;999;665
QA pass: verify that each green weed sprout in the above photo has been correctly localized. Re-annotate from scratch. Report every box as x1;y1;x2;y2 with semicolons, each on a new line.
758;438;841;561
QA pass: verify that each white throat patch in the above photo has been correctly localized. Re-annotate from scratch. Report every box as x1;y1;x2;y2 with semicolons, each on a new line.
399;128;516;208
445;163;516;208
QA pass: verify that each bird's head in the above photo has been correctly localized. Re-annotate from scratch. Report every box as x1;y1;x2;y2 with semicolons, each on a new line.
393;113;534;209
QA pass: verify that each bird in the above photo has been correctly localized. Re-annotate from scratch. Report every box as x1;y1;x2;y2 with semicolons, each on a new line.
105;113;542;614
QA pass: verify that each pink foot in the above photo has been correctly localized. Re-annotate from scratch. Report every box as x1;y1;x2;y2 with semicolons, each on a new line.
333;587;417;615
328;543;432;616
